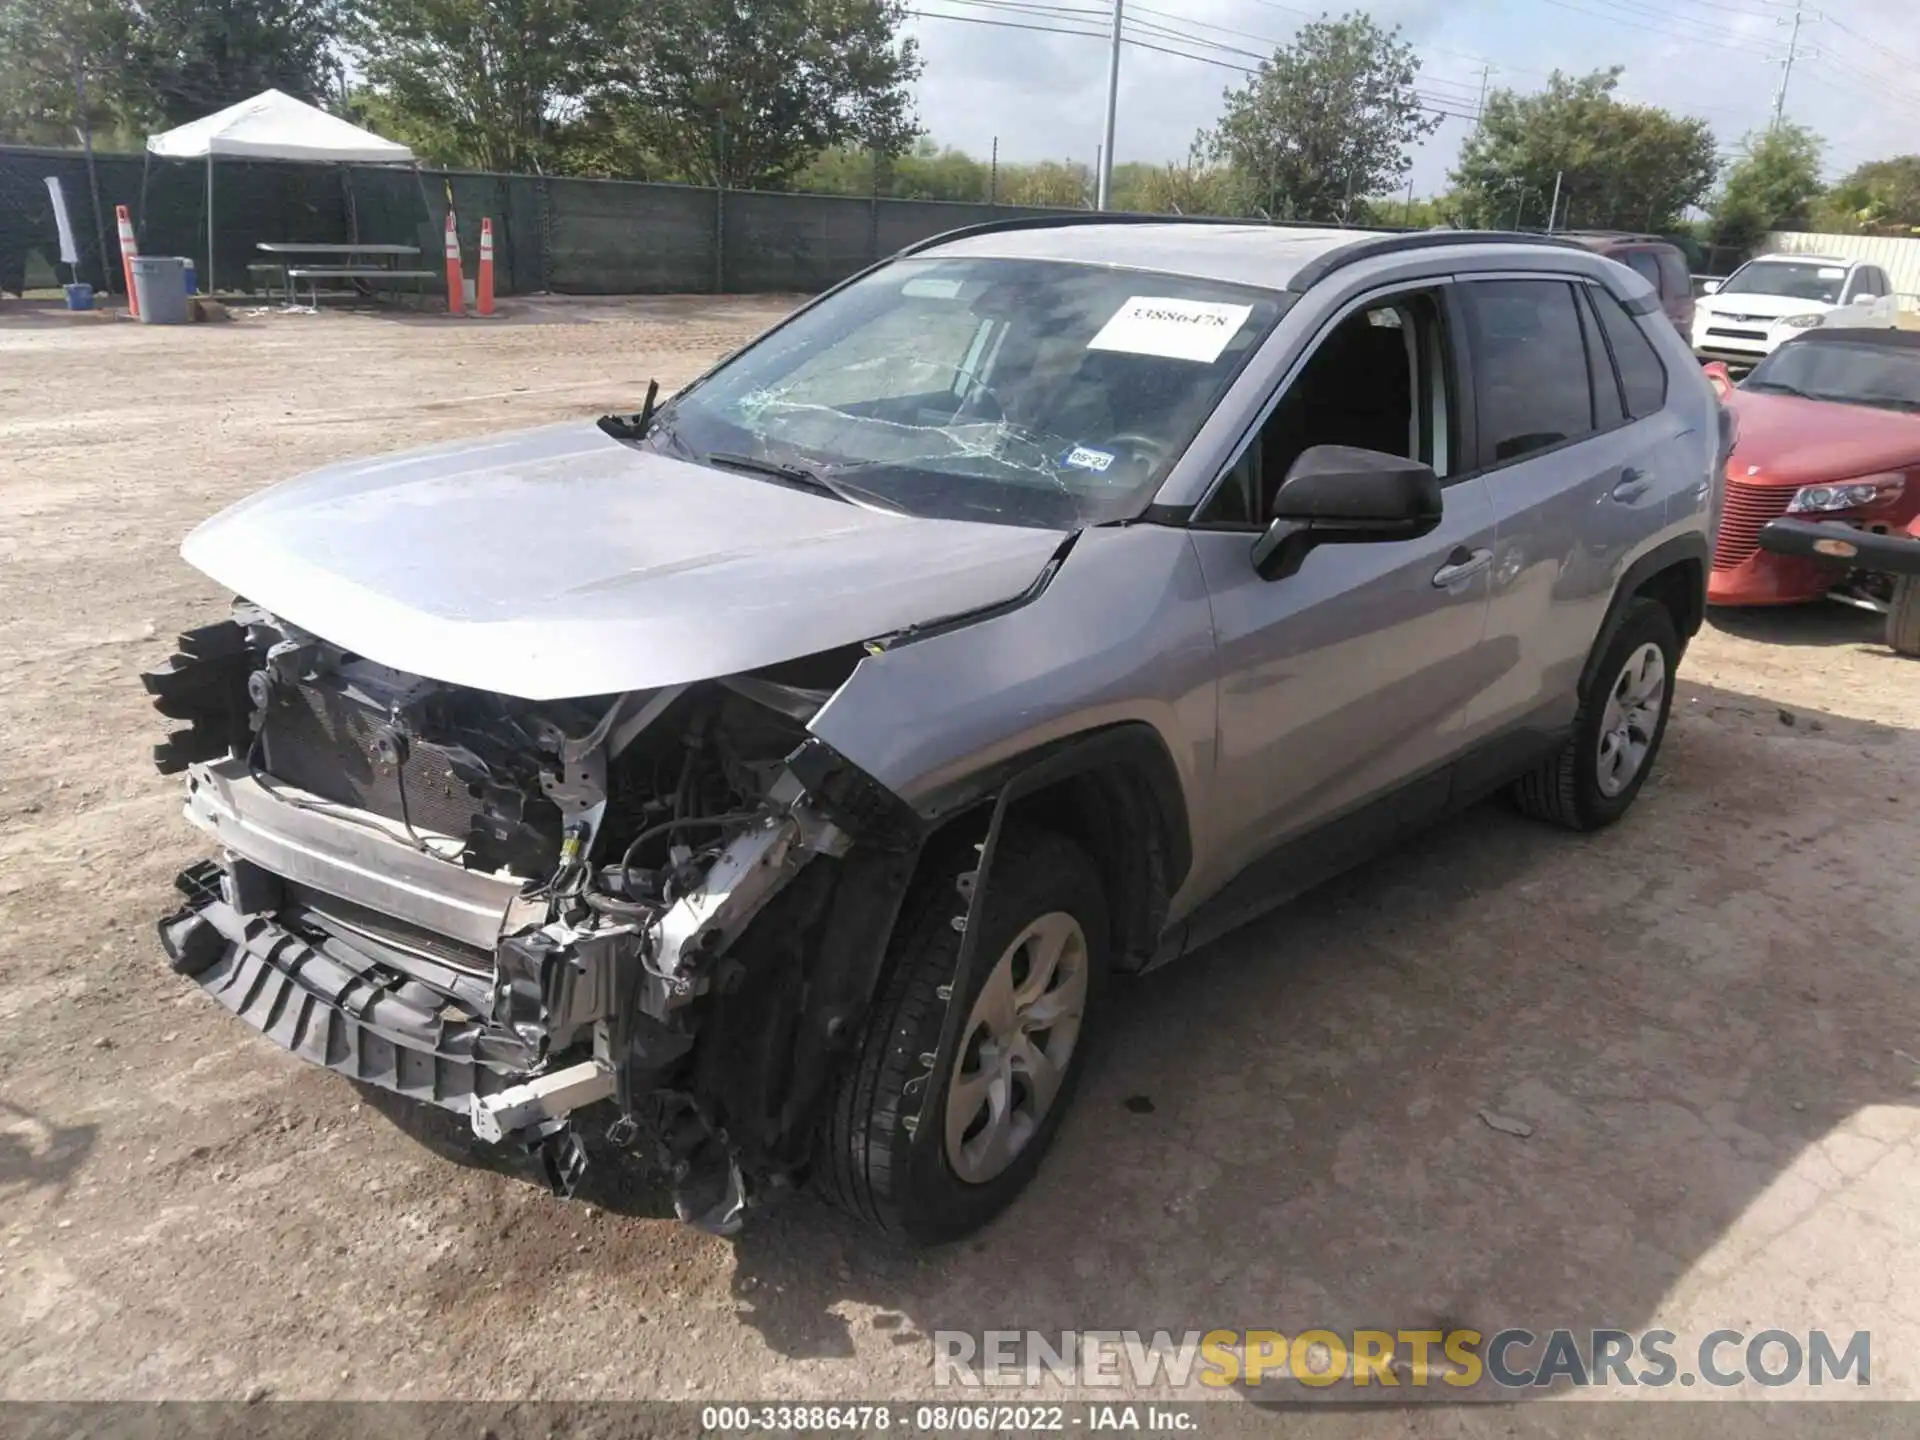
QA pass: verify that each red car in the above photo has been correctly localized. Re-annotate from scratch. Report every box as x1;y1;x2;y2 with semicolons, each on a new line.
1707;327;1920;609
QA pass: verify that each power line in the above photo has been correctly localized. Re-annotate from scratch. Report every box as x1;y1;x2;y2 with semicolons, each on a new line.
910;5;1481;122
1521;0;1782;59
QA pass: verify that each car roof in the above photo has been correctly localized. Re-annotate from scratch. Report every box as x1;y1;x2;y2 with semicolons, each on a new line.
1559;231;1674;250
1746;252;1856;267
1780;327;1920;350
911;220;1592;292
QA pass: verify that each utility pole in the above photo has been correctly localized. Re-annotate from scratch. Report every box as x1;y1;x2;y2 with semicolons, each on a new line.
69;48;113;296
1771;0;1806;127
1097;0;1123;210
1546;169;1563;233
1475;64;1492;127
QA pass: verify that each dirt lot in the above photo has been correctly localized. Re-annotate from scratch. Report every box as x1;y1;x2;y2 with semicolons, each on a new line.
2;297;1917;1421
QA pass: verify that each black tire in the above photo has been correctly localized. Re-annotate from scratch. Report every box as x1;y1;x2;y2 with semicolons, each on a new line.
1511;597;1680;831
1889;576;1920;658
815;823;1108;1244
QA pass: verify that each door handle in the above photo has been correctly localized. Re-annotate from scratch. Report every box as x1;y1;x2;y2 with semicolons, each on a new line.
1611;468;1650;503
1432;547;1493;588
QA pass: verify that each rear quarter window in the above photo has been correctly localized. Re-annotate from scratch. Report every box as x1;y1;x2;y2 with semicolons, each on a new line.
1589;286;1669;419
1621;250;1662;290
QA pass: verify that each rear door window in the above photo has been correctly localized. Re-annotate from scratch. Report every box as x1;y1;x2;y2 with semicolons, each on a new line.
1588;285;1669;418
1655;249;1691;302
1458;279;1597;467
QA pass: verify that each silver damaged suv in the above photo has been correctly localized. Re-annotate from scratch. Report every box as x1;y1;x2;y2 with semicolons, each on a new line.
146;220;1724;1242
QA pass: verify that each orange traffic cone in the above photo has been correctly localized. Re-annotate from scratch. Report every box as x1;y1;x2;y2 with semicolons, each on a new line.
116;205;140;318
443;211;464;316
477;218;496;317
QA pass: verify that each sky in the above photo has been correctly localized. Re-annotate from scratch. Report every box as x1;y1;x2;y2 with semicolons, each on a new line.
900;0;1919;197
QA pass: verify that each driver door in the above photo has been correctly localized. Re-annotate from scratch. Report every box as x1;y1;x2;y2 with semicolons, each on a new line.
1182;284;1499;936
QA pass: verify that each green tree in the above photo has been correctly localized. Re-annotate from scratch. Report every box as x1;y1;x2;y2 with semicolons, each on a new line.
1815;155;1920;235
593;0;920;189
1112;143;1245;216
1201;12;1439;223
0;0;129;145
352;0;605;172
1365;191;1459;228
121;0;343;127
791;137;988;199
1451;69;1716;231
1707;123;1824;255
998;159;1089;208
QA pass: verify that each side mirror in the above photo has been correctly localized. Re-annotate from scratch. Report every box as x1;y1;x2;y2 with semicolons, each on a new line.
1700;278;1722;295
1251;445;1443;581
1851;292;1876;307
1702;361;1735;400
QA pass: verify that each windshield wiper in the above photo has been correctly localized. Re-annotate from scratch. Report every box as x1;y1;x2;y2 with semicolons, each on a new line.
1744;380;1816;400
597;379;660;440
701;451;909;514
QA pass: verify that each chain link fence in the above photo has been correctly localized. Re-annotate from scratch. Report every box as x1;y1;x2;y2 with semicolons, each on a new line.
1;144;1086;300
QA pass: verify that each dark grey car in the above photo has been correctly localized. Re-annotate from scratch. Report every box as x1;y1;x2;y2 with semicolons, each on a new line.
145;221;1724;1242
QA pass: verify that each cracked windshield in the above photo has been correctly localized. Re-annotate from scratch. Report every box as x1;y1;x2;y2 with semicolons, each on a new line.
653;256;1287;528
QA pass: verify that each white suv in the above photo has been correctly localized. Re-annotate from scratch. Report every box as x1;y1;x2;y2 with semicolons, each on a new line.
1693;253;1898;364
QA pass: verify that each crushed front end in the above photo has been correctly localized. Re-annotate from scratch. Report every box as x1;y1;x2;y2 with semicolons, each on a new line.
144;605;920;1231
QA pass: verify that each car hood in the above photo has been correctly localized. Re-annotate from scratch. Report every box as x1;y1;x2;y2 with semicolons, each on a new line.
1698;293;1833;322
181;422;1069;700
1725;390;1920;486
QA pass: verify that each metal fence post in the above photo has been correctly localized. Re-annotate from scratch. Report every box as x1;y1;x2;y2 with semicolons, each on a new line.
538;175;552;294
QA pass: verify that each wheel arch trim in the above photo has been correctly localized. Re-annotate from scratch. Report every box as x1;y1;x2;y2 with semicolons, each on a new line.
1579;532;1708;702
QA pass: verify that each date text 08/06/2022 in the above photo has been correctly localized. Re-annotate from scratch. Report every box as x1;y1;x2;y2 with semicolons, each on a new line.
700;1405;1195;1433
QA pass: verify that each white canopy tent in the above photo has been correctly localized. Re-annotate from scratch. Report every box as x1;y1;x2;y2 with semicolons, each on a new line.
144;89;419;293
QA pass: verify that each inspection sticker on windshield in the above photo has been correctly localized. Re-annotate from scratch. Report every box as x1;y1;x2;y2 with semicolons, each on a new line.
1088;296;1254;363
902;275;965;299
1060;445;1115;473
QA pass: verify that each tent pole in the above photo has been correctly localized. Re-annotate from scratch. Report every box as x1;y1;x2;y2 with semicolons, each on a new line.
206;154;215;294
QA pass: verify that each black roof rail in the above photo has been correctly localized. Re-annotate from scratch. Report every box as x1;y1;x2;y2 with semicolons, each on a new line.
894;210;1398;261
889;215;1592;296
1283;228;1591;293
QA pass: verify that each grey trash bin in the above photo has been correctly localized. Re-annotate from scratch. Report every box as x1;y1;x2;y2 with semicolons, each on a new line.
130;255;190;325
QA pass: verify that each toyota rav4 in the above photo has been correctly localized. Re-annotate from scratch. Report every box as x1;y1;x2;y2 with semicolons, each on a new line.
145;221;1722;1243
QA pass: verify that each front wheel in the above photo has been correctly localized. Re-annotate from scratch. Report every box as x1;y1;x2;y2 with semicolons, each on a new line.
1511;598;1680;831
1888;575;1920;657
815;823;1108;1244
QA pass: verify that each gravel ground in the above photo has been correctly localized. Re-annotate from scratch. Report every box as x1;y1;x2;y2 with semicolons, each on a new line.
1;296;1916;1426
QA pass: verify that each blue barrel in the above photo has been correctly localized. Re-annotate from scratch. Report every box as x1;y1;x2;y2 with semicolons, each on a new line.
64;282;94;311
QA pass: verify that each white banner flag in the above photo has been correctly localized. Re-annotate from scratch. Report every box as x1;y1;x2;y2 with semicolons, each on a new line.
44;176;80;265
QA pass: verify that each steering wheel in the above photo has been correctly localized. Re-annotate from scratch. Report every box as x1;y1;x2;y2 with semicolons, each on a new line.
1104;432;1174;470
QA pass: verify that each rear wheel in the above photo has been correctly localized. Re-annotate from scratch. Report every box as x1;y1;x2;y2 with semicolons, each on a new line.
815;823;1107;1244
1511;598;1679;831
1888;576;1920;657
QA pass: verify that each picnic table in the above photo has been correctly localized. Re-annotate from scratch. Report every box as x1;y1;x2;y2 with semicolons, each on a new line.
252;241;434;307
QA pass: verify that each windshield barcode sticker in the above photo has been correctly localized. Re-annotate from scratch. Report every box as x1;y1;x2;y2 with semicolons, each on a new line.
1088;296;1255;363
